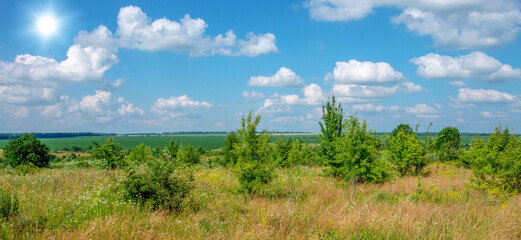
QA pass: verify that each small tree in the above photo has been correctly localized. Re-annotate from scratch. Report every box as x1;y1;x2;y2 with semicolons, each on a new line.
222;132;240;166
163;139;179;160
234;111;274;193
91;137;124;169
328;115;390;183
436;127;461;161
177;145;200;165
391;124;414;137
126;143;154;164
3;134;51;168
387;129;427;176
317;94;343;165
272;136;292;167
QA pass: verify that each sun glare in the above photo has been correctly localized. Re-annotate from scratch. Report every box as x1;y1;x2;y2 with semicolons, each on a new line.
37;15;57;36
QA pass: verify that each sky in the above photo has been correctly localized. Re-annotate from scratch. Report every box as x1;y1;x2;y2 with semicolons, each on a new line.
1;0;521;133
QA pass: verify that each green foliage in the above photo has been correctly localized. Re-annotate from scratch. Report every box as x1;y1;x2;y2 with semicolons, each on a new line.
91;137;124;169
272;136;292;167
222;132;240;166
3;134;51;168
0;188;19;221
126;143;154;164
317;94;343;165
391;124;414;137
178;145;201;165
234;111;274;193
122;158;193;211
164;139;179;160
327;115;390;183
436;127;461;162
387;129;427;176
466;126;521;193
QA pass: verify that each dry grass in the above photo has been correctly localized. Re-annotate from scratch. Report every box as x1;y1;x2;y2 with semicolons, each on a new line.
1;163;520;239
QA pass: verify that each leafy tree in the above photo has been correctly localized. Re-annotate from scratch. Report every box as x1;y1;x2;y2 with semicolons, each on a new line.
391;124;414;137
234;111;274;193
222;132;240;166
91;137;124;169
387;129;427;176
317;94;343;165
436;127;461;161
466;126;521;193
3;134;51;168
272;136;292;166
164;139;179;160
328;115;390;183
126;143;154;164
177;145;200;165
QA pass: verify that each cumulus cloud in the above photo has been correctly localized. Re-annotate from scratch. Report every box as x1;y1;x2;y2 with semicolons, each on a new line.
305;0;521;49
0;26;118;105
248;67;304;87
350;103;400;112
258;83;326;113
480;111;507;118
242;90;265;99
332;82;423;98
451;88;518;103
151;95;213;118
117;6;277;57
99;78;125;91
412;52;521;82
325;60;404;84
406;104;439;118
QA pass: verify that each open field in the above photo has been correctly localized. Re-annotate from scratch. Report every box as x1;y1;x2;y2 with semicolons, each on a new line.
0;134;320;151
0;163;519;239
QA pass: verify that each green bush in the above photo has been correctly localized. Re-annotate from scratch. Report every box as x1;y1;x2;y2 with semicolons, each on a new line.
164;139;179;161
386;128;427;176
222;132;240;166
466;126;521;193
317;95;343;165
122;158;193;211
177;145;201;165
126;143;154;164
233;112;275;193
435;127;461;162
273;136;292;167
391;124;413;137
91;137;125;169
0;188;19;220
327;115;390;183
3;134;52;168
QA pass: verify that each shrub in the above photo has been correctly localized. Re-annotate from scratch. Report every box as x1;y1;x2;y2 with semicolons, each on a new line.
391;124;414;137
386;129;427;176
466;126;521;193
126;143;154;164
122;158;193;211
91;137;124;169
0;188;19;220
164;139;179;160
3;134;51;168
327;115;390;183
272;136;292;167
234;111;274;193
177;145;201;165
436;127;461;162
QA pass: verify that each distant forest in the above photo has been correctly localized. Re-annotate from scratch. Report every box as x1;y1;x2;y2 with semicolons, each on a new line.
0;132;109;140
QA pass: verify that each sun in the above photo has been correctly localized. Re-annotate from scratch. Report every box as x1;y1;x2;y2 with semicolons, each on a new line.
37;15;58;36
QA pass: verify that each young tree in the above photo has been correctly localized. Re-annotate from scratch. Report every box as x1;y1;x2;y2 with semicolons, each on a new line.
391;124;414;137
164;139;179;160
328;115;390;183
387;128;427;176
234;111;274;193
3;134;51;168
126;143;154;164
222;132;240;166
436;127;461;161
317;94;343;165
272;136;292;167
91;137;124;169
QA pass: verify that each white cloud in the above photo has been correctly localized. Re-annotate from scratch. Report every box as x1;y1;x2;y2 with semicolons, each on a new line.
248;67;304;87
406;103;439;118
451;88;518;103
116;6;277;57
412;52;521;82
0;26;118;105
480;111;507;118
305;0;521;49
350;103;400;112
242;90;265;99
325;60;404;84
332;82;423;98
151;95;213;118
99;78;125;91
258;83;326;113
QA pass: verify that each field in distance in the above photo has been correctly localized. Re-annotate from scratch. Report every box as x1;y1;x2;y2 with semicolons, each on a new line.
0;133;319;151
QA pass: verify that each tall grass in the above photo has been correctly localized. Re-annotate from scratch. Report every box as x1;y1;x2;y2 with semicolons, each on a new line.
0;163;520;239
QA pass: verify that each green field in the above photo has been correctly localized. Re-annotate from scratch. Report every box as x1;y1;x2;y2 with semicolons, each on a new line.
0;133;320;151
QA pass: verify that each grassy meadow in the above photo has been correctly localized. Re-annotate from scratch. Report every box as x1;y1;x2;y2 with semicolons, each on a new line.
0;163;520;239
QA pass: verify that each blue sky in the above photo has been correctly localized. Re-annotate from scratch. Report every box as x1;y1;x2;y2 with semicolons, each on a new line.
1;0;521;133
